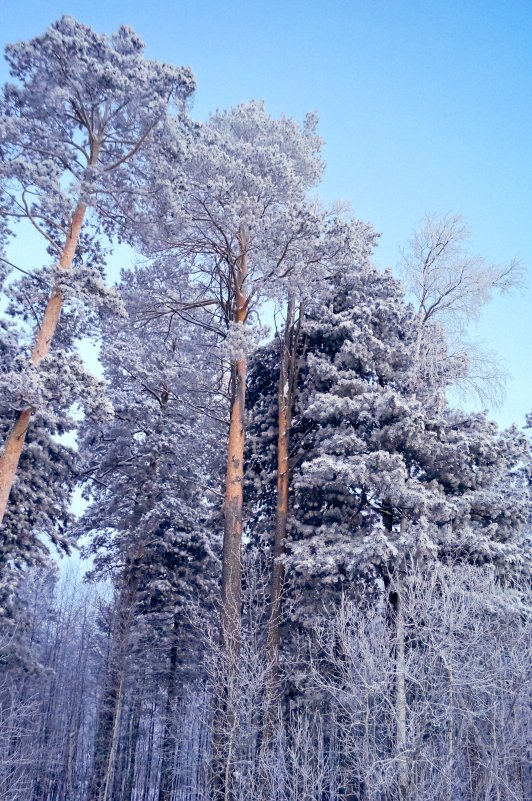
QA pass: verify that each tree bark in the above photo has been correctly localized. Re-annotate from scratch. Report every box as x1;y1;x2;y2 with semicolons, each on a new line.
141;704;156;799
220;240;248;659
86;561;140;801
121;694;142;801
0;201;87;524
394;517;409;801
64;611;90;801
442;654;454;801
158;615;180;801
214;235;248;801
220;353;246;660
264;298;302;709
395;585;408;801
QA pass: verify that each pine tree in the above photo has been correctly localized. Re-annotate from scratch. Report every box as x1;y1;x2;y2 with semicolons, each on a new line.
0;309;98;624
288;266;528;618
246;262;529;641
138;101;377;654
134;102;376;798
246;259;529;801
0;16;195;523
79;265;222;801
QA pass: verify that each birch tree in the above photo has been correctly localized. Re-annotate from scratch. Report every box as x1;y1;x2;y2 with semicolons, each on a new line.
309;564;531;801
399;213;524;406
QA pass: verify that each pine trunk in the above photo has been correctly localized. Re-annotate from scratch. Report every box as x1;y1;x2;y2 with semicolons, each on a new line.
0;201;87;524
214;236;248;801
220;351;246;660
264;298;301;709
220;255;248;657
158;615;180;801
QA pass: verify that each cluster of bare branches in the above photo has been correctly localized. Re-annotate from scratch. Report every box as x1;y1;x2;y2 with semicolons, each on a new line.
1;563;529;801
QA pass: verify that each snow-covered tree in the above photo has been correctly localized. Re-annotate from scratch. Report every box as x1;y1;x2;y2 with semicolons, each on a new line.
0;15;195;524
289;268;528;616
137;101;376;672
309;563;531;801
0;567;102;801
0;320;76;623
78;263;223;801
399;213;524;406
245;261;529;656
0;17;529;801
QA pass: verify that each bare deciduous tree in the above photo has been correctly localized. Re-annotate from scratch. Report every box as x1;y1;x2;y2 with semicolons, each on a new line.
399;213;524;406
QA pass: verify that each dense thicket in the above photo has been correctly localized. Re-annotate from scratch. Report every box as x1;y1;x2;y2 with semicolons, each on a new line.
0;17;530;801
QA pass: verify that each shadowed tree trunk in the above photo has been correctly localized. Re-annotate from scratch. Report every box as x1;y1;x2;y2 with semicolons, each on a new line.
395;584;408;801
158;615;180;801
121;694;142;801
390;517;409;801
86;552;143;801
264;298;302;712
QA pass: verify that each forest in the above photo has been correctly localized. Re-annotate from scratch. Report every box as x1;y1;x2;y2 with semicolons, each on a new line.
0;16;530;801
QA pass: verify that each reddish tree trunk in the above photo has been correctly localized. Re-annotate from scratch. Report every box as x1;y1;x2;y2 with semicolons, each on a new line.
0;201;87;524
220;238;248;659
214;237;248;801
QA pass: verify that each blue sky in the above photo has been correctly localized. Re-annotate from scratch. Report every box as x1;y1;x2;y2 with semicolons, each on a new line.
1;0;531;428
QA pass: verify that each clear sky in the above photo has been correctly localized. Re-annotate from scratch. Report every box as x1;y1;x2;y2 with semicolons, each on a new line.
1;0;531;428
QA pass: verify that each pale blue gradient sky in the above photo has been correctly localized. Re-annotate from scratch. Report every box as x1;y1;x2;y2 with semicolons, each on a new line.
1;0;531;428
